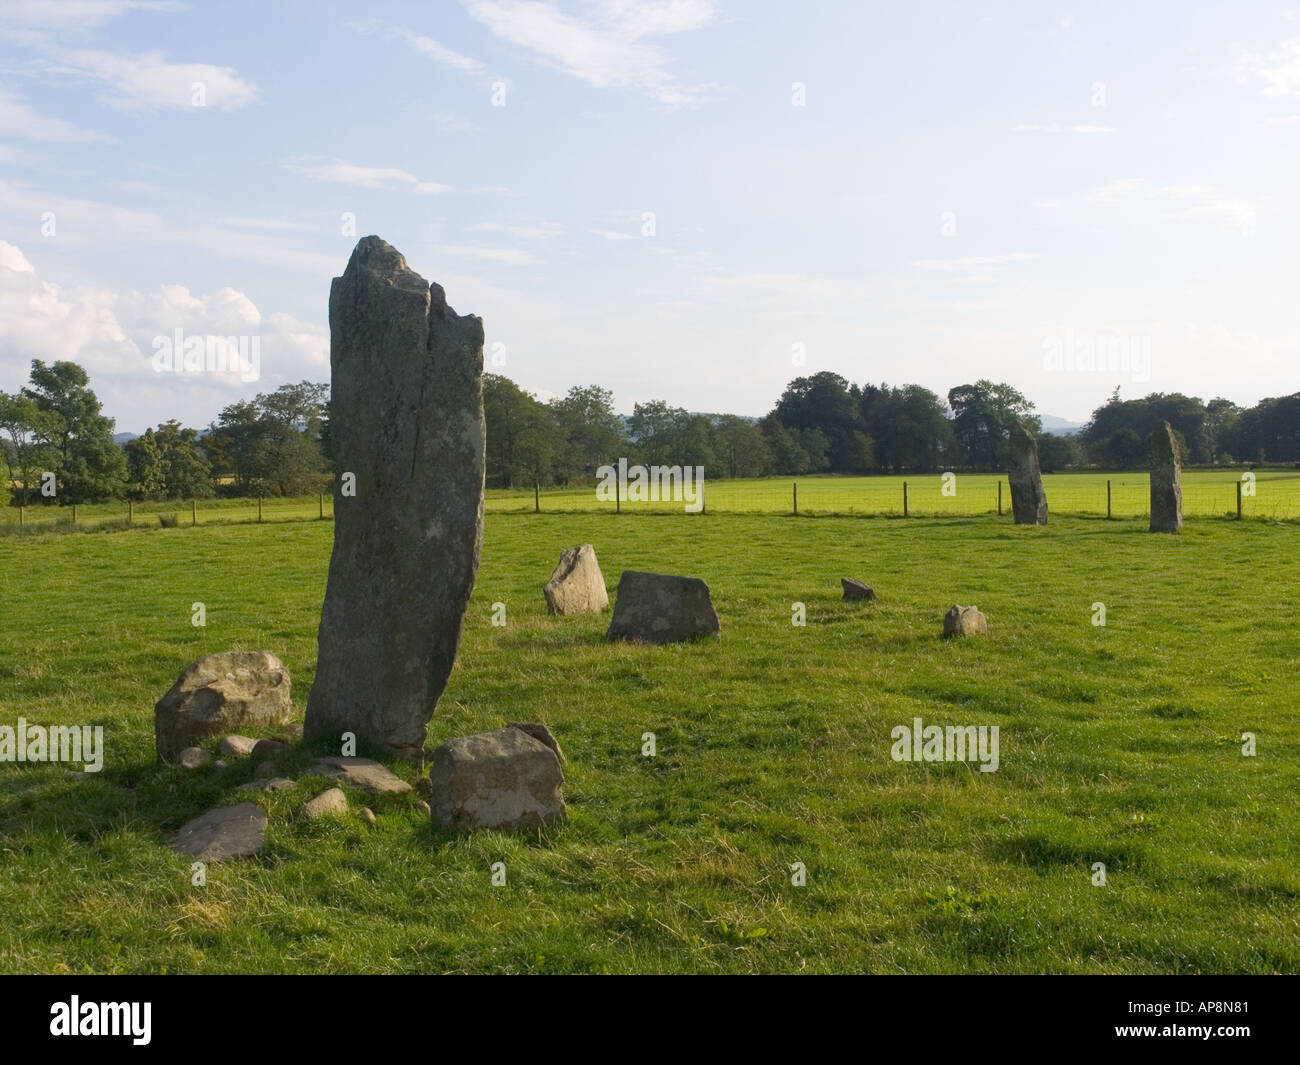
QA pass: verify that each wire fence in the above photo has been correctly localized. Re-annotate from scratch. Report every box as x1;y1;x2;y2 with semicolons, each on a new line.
2;473;1295;535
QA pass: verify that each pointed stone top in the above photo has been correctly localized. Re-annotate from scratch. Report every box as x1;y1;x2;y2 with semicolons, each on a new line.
343;235;428;295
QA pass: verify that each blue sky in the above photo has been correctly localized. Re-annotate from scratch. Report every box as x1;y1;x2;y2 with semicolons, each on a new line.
1;0;1298;432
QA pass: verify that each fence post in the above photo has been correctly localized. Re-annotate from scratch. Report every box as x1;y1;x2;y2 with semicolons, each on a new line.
903;481;909;518
701;480;706;515
997;481;1002;516
128;500;133;525
192;499;197;526
793;482;798;516
258;496;263;524
615;473;620;514
534;482;540;514
1106;479;1112;519
19;504;23;526
1237;480;1243;520
319;492;324;520
72;503;77;526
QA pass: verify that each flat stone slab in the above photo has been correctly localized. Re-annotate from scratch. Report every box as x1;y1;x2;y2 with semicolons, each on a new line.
841;578;875;601
606;570;720;644
543;544;609;615
169;803;267;861
309;757;413;794
429;726;565;831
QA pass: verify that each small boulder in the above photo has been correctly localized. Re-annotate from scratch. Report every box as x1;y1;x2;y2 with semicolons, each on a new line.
943;604;988;637
249;739;288;765
606;571;720;644
841;579;875;602
154;651;291;763
176;746;212;770
259;777;295;792
543;544;609;615
169;803;267;861
309;757;412;794
296;787;349;821
253;761;283;781
428;726;565;831
219;735;257;757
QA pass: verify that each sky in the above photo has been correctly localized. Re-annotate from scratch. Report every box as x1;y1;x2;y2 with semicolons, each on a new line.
1;0;1298;434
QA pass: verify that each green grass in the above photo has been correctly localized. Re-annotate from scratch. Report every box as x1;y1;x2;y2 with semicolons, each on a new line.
1;512;1298;973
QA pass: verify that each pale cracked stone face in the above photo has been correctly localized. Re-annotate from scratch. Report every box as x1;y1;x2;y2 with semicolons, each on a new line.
304;237;485;758
429;726;566;831
543;544;609;615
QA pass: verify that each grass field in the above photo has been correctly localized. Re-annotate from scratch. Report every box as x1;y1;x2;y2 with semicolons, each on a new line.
1;511;1298;973
3;469;1299;533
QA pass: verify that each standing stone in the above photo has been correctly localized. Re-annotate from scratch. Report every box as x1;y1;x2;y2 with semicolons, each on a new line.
1150;420;1183;532
154;651;291;763
841;578;875;601
304;237;485;758
428;726;565;831
543;544;609;614
1007;420;1048;525
943;604;988;637
606;571;720;644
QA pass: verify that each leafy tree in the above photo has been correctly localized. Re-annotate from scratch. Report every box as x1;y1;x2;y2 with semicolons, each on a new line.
483;373;561;487
550;385;625;480
0;391;62;505
771;372;864;472
947;380;1038;469
712;415;771;478
1036;432;1082;472
125;429;165;500
20;360;126;502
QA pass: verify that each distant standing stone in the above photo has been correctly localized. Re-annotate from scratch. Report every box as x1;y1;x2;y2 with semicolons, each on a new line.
543;544;609;615
1150;420;1183;532
428;726;565;831
606;571;720;644
1007;420;1049;525
304;236;485;759
154;651;291;763
943;604;988;637
841;579;875;601
170;803;267;861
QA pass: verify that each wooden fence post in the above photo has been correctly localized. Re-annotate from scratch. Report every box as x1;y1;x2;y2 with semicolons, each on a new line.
192;499;197;526
793;482;798;516
1237;481;1243;520
128;500;133;525
319;492;324;520
1106;479;1112;519
257;496;263;524
997;481;1002;516
615;474;620;514
903;481;909;518
534;482;540;514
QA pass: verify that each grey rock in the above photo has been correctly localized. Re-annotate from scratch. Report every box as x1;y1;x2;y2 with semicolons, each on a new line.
304;236;485;759
259;777;295;792
943;604;988;637
506;722;565;763
606;571;720;644
296;787;349;821
1150;420;1183;532
169;803;266;861
543;544;609;615
176;746;212;769
154;651;291;762
1007;420;1049;525
253;761;282;781
249;739;288;765
219;734;257;757
309;756;413;794
841;578;875;601
428;726;565;831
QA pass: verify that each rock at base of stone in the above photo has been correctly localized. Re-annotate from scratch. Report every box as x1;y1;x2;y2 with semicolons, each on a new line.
303;236;485;760
606;571;720;644
249;738;288;765
296;788;349;821
170;803;267;861
543;544;609;615
176;747;212;770
309;757;413;794
1007;420;1049;525
943;604;988;637
154;651;291;763
219;734;257;757
429;726;565;831
1150;420;1183;533
841;579;875;601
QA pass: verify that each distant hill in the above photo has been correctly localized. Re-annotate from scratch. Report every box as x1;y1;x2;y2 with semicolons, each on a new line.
113;432;138;445
1040;415;1085;436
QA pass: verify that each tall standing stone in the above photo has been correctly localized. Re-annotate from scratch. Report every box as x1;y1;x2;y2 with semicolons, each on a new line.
304;237;485;758
1006;420;1048;525
1150;420;1183;532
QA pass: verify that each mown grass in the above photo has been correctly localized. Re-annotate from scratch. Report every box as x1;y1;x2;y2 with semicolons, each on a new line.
1;511;1298;973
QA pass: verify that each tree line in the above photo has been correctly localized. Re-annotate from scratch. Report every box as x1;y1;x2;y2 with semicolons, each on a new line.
2;359;1296;504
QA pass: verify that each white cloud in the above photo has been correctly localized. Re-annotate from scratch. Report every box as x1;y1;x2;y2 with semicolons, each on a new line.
0;1;179;30
591;228;636;240
284;160;450;194
395;29;486;74
913;252;1041;272
45;48;258;111
460;0;722;105
1012;123;1114;134
473;221;565;239
439;244;544;265
0;87;112;142
1152;184;1257;230
1085;178;1143;202
1244;38;1300;97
